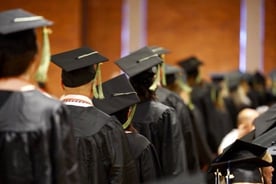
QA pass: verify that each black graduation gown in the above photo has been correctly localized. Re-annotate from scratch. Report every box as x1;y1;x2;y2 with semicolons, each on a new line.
65;105;139;184
126;132;162;183
191;82;220;153
156;87;200;173
187;106;215;169
132;100;186;177
0;90;79;184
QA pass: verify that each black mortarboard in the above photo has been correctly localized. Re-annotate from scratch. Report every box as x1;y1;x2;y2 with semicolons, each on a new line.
0;8;52;34
51;47;108;91
149;45;170;55
210;73;225;84
164;64;182;76
177;56;203;74
225;70;244;92
253;127;276;156
164;64;182;85
115;46;163;77
92;74;140;115
209;140;271;183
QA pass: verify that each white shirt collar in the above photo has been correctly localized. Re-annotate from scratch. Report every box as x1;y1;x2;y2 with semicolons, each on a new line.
60;94;93;107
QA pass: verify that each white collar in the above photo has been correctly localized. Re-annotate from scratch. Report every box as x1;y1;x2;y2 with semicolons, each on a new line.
60;94;93;107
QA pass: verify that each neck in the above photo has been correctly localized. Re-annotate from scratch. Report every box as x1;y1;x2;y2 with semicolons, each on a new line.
0;75;34;91
63;82;93;98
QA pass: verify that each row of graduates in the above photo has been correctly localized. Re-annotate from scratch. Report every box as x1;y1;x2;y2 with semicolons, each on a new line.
0;8;208;184
3;8;276;184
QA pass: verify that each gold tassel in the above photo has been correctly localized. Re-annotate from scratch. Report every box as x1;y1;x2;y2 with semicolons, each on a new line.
35;27;52;86
149;64;161;91
93;63;104;99
122;104;137;129
161;62;167;86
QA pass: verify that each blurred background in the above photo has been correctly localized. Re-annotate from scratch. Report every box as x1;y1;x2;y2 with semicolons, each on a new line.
1;0;275;97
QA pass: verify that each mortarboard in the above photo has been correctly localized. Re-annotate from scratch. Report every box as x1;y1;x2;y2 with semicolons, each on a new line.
0;8;53;86
149;45;170;55
51;47;108;98
0;8;52;34
209;140;271;183
93;74;140;129
164;64;182;85
115;46;163;77
92;74;140;115
115;46;163;90
177;56;203;74
210;73;225;84
225;70;244;92
253;127;276;156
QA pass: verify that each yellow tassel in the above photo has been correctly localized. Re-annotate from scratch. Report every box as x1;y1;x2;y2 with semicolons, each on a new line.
149;65;161;91
122;104;137;129
35;27;52;85
93;63;104;99
161;62;167;86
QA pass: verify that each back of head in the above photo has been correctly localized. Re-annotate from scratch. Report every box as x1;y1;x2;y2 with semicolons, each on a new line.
130;69;156;101
0;8;52;78
0;29;38;78
237;108;259;138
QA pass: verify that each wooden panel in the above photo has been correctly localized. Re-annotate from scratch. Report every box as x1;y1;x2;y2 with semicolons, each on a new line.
84;0;123;82
264;0;276;75
147;0;240;81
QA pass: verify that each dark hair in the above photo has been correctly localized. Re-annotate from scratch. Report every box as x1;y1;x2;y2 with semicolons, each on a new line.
186;68;199;79
129;70;156;101
111;107;138;132
0;29;38;78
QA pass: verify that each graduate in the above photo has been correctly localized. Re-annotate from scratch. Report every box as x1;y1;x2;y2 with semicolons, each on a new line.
178;57;221;154
51;47;138;184
150;46;200;173
163;63;215;171
209;140;273;184
93;74;162;183
115;46;186;177
0;9;79;183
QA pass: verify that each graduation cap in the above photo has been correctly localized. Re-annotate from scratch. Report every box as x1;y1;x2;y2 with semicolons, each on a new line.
149;45;170;55
0;8;52;34
210;73;225;84
209;140;271;183
163;64;182;85
149;45;171;86
252;126;276;156
115;46;163;90
177;56;203;74
93;74;140;129
0;8;53;86
225;70;245;92
51;47;108;98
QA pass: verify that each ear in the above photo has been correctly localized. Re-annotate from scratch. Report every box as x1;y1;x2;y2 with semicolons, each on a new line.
61;82;65;89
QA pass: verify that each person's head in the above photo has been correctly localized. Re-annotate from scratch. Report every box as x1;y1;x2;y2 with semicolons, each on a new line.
0;9;52;78
177;56;203;86
237;108;259;138
129;69;156;101
51;47;108;97
115;46;163;101
210;140;272;184
92;74;140;130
